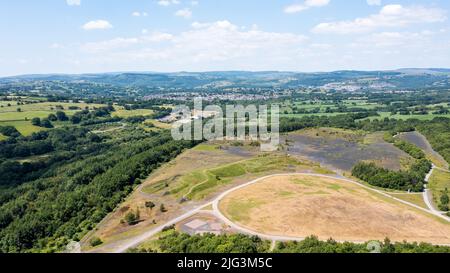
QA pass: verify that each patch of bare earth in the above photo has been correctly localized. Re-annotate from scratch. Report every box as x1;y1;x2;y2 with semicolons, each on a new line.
220;174;450;245
286;129;413;172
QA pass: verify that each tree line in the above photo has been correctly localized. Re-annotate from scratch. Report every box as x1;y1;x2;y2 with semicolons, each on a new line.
129;232;450;254
351;159;431;192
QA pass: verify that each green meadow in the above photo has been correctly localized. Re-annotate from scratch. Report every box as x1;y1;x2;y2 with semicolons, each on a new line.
0;101;105;136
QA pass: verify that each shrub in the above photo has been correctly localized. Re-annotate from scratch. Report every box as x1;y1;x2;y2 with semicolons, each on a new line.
31;117;41;126
145;201;156;210
124;208;140;225
40;119;54;128
89;237;103;247
47;114;57;121
56;111;69;121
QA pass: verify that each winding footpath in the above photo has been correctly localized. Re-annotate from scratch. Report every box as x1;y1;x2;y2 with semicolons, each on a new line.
96;172;450;253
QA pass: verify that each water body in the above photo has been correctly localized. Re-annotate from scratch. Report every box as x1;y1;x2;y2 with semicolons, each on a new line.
286;134;409;172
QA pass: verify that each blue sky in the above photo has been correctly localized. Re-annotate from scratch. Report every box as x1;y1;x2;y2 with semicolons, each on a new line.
0;0;449;76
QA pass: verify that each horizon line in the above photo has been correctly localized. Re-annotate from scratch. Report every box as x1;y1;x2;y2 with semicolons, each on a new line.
2;67;450;78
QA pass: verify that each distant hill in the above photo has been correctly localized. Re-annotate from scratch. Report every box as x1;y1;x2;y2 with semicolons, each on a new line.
395;68;450;75
1;69;449;90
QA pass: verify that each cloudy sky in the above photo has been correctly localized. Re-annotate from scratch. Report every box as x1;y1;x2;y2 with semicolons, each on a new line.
0;0;449;76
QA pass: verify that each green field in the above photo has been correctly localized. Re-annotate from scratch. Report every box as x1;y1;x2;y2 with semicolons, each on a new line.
367;112;450;121
280;111;450;121
112;109;154;118
144;119;172;129
143;154;330;200
0;120;45;136
0;102;104;118
192;144;220;152
279;99;450;121
0;101;105;120
280;112;343;118
280;100;380;115
0;101;107;136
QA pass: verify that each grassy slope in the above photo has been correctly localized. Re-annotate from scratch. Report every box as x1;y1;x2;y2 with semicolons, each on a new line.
429;169;450;206
0;120;45;136
391;194;428;209
0;101;106;136
112;109;154;118
158;154;332;200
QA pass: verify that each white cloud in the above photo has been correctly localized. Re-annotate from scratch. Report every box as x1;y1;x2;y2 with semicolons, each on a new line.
284;5;309;14
142;32;174;42
82;20;113;30
78;21;309;71
305;0;330;7
132;11;148;17
158;0;180;6
355;31;430;48
310;43;332;50
191;1;199;6
66;0;81;6
50;43;64;49
284;0;330;14
312;4;447;34
175;8;192;19
81;38;139;53
81;32;174;53
367;0;381;6
158;0;170;6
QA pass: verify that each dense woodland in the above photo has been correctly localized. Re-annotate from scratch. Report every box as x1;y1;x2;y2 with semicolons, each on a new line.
275;236;450;253
351;159;431;192
416;119;450;165
0;118;197;252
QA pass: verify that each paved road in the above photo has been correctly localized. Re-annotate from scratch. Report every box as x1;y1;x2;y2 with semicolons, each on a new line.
94;172;450;253
423;164;448;215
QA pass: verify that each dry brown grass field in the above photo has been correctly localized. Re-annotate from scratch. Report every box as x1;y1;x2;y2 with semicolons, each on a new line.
220;174;450;244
